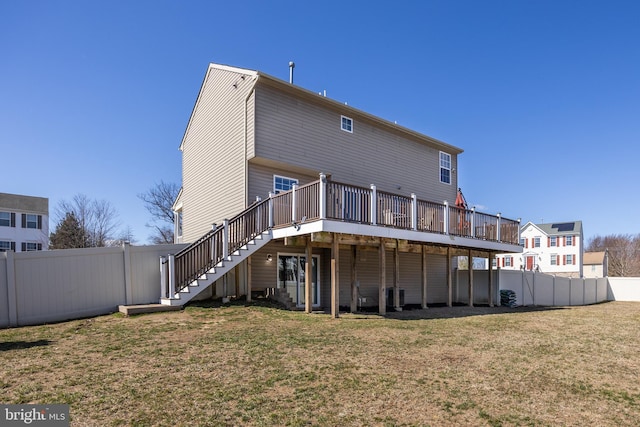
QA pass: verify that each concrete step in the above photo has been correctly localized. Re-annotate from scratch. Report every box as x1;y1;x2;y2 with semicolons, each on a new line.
119;304;182;316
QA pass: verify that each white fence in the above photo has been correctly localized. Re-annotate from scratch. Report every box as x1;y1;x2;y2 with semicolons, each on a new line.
0;243;187;327
607;277;640;301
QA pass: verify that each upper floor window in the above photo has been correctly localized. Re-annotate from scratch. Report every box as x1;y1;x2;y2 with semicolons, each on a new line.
534;236;541;248
550;236;557;247
440;152;451;184
341;115;353;133
566;235;573;246
520;238;525;246
274;175;299;194
0;212;14;227
24;214;39;229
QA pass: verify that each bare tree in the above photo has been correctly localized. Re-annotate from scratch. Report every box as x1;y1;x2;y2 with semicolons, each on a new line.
54;194;120;247
138;181;180;244
587;234;640;277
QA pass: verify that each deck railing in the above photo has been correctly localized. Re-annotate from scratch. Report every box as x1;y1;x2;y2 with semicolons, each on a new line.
164;175;520;298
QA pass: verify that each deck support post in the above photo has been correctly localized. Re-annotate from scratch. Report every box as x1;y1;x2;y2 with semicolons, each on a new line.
371;184;377;225
447;247;452;307
268;192;274;228
247;257;252;302
443;201;450;235
488;252;494;307
350;245;358;313
421;246;428;309
291;184;298;224
468;249;474;307
394;242;401;311
319;173;326;219
222;219;229;261
378;239;386;315
470;207;476;238
331;233;340;318
411;193;418;231
168;254;176;299
305;239;313;313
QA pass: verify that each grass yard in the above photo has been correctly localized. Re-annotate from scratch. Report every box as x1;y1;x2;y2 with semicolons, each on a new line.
1;301;639;426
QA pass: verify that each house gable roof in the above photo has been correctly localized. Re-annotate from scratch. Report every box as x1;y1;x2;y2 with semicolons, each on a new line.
583;251;605;265
521;220;583;236
180;62;463;155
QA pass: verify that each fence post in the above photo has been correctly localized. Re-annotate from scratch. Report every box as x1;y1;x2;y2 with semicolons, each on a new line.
160;256;167;299
470;207;475;238
443;201;449;235
411;193;417;231
496;213;502;242
223;219;230;261
6;251;17;327
268;192;274;228
168;254;176;299
291;184;298;224
319;173;326;220
371;184;377;225
123;242;133;305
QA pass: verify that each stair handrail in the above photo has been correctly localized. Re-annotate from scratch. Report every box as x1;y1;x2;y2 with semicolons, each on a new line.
171;198;271;295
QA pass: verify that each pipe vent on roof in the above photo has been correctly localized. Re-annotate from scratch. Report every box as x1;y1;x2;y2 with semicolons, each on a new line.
289;61;295;84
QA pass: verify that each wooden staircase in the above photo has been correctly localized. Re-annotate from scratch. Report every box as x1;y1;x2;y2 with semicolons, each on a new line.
160;198;271;307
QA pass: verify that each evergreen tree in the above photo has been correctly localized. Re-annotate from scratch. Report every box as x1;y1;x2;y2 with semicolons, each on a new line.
50;212;87;249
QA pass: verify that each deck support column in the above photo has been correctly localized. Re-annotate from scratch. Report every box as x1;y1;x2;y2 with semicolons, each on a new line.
488;252;494;307
350;245;358;313
305;239;312;313
247;257;252;302
331;233;340;318
447;247;452;307
393;242;401;311
421;246;428;309
468;249;474;307
378;239;386;315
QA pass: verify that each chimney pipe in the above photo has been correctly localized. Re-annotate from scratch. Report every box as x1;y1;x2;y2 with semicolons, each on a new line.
289;61;295;84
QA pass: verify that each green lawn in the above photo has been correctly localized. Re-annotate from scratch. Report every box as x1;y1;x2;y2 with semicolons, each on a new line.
1;301;639;426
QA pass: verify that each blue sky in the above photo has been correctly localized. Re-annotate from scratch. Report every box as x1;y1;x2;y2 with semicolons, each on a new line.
2;1;639;244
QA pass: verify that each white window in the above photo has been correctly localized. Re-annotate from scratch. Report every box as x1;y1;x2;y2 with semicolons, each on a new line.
0;241;13;252
550;236;557;247
566;236;573;246
519;238;525;246
25;214;38;229
273;175;299;194
0;212;11;227
341;115;353;133
505;256;512;267
439;152;451;184
566;254;574;265
24;242;42;251
534;237;541;248
550;254;558;265
492;258;497;267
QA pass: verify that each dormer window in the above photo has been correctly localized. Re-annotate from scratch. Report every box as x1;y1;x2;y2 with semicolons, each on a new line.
341;115;353;133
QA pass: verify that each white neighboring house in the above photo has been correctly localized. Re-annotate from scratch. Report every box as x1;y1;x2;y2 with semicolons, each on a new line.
0;192;49;252
496;221;583;278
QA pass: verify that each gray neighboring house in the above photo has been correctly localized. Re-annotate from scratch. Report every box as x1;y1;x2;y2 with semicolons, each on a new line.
165;62;522;315
0;192;49;252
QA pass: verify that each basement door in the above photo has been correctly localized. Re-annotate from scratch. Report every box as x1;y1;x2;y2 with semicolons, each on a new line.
277;254;320;308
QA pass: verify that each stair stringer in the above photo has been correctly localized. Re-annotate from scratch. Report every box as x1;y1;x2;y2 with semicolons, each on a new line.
160;230;272;306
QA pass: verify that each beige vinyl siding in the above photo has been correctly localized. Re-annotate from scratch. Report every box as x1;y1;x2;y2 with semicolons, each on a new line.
181;67;253;241
426;254;448;304
253;85;457;204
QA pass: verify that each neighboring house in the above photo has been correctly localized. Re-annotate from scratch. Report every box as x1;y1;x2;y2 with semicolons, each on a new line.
583;251;608;278
164;62;522;315
496;221;583;277
0;192;49;252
